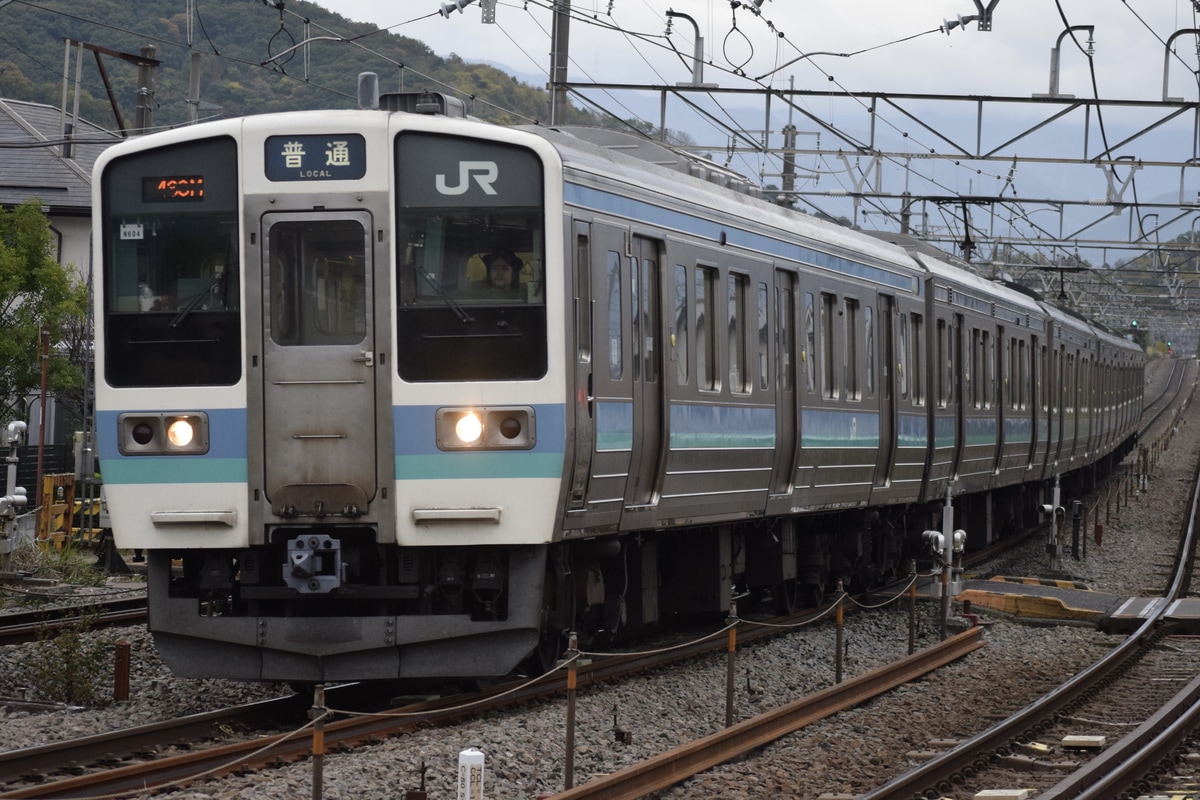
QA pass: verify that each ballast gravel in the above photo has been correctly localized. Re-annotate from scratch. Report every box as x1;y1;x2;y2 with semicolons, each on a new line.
0;359;1194;800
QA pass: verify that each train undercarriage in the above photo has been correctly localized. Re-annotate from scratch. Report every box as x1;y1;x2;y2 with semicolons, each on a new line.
149;450;1127;683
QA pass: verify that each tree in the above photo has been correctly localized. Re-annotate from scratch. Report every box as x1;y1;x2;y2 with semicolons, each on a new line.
0;201;89;423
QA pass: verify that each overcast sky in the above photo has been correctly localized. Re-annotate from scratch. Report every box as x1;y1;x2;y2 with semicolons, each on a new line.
318;1;1200;267
330;1;1200;102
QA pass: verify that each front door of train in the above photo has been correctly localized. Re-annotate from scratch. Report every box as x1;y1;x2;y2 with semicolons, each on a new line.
260;211;378;516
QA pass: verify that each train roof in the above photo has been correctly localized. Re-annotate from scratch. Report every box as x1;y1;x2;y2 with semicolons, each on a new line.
522;126;1145;358
524;125;922;278
913;252;1045;315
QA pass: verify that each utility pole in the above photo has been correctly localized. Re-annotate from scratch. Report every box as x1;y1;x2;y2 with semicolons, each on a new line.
134;44;157;135
187;51;202;124
34;327;48;532
548;0;570;125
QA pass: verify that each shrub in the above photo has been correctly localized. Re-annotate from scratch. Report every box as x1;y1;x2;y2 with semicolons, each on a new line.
29;609;113;706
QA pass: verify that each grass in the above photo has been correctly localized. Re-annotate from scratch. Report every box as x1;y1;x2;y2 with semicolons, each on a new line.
8;538;106;586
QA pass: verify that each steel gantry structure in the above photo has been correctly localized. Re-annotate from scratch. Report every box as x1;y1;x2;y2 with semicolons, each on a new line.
557;62;1200;352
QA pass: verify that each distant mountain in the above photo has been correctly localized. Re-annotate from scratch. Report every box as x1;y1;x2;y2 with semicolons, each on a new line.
0;0;595;131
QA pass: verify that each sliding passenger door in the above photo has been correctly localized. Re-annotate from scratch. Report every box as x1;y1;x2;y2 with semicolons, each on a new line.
577;224;635;529
579;227;664;530
769;269;798;501
922;303;960;502
872;294;897;492
625;235;664;516
564;221;597;528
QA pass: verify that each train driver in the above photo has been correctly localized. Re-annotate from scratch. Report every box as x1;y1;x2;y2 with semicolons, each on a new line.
482;250;523;291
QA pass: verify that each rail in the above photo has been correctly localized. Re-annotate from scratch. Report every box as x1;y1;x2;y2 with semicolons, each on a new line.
860;367;1200;800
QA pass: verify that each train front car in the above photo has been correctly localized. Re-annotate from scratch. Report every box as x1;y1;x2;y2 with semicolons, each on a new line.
93;106;566;682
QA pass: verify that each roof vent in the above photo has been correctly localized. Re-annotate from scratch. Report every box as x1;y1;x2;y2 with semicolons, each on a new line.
380;91;467;117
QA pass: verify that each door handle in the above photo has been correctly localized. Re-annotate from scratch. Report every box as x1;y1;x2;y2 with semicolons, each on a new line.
353;350;374;367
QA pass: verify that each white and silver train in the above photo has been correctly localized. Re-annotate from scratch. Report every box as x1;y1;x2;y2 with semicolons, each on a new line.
93;87;1143;682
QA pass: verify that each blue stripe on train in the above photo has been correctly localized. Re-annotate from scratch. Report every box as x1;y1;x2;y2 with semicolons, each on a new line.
393;403;566;480
668;403;775;448
95;408;248;484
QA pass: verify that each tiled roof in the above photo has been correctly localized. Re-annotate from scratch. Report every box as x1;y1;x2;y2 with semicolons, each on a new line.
0;98;120;214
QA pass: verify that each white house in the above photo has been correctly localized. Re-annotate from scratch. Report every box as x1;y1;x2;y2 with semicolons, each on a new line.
0;98;120;280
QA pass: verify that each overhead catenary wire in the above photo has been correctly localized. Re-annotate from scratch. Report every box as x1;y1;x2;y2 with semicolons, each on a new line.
5;0;1194;294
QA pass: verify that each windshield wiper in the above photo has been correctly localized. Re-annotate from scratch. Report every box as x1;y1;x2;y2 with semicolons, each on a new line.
170;274;226;329
420;271;474;323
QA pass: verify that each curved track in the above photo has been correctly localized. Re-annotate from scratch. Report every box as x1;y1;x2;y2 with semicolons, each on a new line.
860;366;1200;800
2;361;1192;799
0;591;945;797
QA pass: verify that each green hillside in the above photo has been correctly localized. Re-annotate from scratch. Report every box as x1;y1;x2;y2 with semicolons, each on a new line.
0;0;595;129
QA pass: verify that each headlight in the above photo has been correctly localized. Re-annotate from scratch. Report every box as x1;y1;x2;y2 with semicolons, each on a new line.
454;412;483;444
436;407;536;451
167;418;195;447
118;412;210;455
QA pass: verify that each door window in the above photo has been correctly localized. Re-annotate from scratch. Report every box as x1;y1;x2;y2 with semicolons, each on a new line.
268;220;366;346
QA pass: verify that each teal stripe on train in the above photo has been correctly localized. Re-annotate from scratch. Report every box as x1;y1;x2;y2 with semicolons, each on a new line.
965;416;998;446
596;401;634;451
897;413;926;448
669;403;775;448
801;409;880;448
1004;416;1033;444
98;458;247;484
934;415;955;449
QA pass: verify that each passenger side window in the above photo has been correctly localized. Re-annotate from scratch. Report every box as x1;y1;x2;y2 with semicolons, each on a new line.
936;319;948;409
778;285;795;392
729;273;750;394
697;266;717;391
985;330;994;410
864;304;874;399
969;328;981;409
844;297;859;401
911;313;924;407
821;293;837;400
1018;339;1027;410
804;293;816;394
606;251;623;380
757;282;769;391
674;265;688;385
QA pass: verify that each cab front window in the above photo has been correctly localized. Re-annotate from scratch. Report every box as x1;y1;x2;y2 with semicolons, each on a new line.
100;137;240;387
394;133;547;382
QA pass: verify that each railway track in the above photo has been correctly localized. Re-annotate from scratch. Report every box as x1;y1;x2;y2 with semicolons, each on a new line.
0;587;963;798
858;376;1200;800
544;629;983;800
1;362;1192;798
1138;357;1189;439
505;361;1200;800
0;597;147;646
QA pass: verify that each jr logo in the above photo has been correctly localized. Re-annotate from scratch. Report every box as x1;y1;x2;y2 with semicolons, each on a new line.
435;161;499;196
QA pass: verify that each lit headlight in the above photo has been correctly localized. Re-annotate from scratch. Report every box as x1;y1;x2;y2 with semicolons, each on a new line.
167;418;195;447
118;412;210;455
454;412;483;444
436;407;536;451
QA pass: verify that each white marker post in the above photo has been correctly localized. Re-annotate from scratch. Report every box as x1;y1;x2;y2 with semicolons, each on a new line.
457;748;485;800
